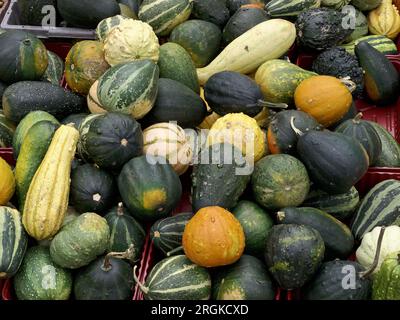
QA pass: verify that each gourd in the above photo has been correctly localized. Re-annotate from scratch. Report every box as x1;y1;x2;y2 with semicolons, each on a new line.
196;19;296;85
103;19;160;66
372;251;400;300
0;157;15;205
143;123;193;175
368;0;400;40
265;0;321;17
294;75;355;127
321;0;350;9
345;7;369;42
22;125;79;240
87;81;107;114
182;206;245;267
351;0;382;11
96;15;129;42
192;0;230;28
41;51;65;86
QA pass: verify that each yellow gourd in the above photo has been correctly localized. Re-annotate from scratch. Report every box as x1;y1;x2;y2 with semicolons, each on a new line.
0;156;15;205
368;0;400;39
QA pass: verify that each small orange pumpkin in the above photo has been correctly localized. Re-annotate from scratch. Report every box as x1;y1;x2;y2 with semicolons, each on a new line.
182;206;245;267
294;75;353;127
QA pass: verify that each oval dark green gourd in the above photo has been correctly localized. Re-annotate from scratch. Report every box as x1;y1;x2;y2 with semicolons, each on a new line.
74;255;134;300
368;121;400;167
191;143;251;213
212;255;275;300
303;260;371;300
192;0;230;28
150;212;193;256
70;164;117;214
118;155;182;222
143;78;207;128
335;113;382;166
105;203;146;262
265;224;325;290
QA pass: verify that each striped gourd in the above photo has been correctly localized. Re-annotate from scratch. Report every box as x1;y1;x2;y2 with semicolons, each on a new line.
22;125;80;240
340;35;398;55
368;121;400;167
105;203;146;262
351;180;400;240
143;123;193;175
135;255;211;300
96;15;129;42
138;0;193;36
41;51;64;86
0;111;16;148
150;212;193;255
87;81;107;114
97;60;159;119
265;0;321;17
0;206;28;279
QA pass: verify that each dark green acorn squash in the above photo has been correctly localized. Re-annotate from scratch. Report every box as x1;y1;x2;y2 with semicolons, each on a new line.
232;200;274;257
192;0;230;28
267;110;321;155
150;212;193;256
312;47;364;98
212;255;275;300
303;260;371;300
143;78;207;128
191;143;251;212
74;255;134;300
222;5;269;45
70;164;116;214
105;203;146;262
368;121;400;167
118;155;182;222
0;31;48;84
265;224;325;290
295;8;354;51
276;207;354;259
57;0;121;28
61;113;88;130
226;0;252;14
355;42;400;105
335;113;382;166
78;112;143;170
18;0;57;26
204;71;279;117
351;0;382;11
296;129;369;194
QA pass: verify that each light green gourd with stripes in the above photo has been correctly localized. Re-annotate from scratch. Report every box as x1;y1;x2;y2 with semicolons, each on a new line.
351;180;400;240
340;35;398;55
97;60;159;120
96;15;129;42
265;0;321;17
41;51;65;86
0;206;28;279
138;0;194;36
135;255;212;300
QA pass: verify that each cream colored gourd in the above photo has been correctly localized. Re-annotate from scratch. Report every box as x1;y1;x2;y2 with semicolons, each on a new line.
103;19;160;66
356;226;400;274
368;0;400;40
143;123;193;175
22;125;80;240
196;19;297;85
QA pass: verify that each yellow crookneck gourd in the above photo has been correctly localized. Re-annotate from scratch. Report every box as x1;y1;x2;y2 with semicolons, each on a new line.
368;0;400;40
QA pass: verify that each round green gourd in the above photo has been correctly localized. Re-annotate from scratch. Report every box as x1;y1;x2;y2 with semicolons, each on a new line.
372;252;400;300
14;246;72;300
251;154;310;210
50;212;110;269
212;255;275;300
232;201;273;257
158;42;200;93
192;0;230;28
74;255;134;300
170;19;222;68
105;203;146;262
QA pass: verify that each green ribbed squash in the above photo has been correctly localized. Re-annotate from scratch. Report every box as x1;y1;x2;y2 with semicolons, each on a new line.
41;51;65;86
96;15;129;42
265;0;321;17
340;35;398;55
372;252;400;300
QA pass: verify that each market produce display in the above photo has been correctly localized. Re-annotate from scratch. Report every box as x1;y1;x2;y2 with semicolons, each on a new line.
0;0;400;302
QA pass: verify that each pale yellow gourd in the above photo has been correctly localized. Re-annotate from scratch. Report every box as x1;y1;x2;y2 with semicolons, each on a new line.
368;0;400;39
0;156;15;205
196;19;296;85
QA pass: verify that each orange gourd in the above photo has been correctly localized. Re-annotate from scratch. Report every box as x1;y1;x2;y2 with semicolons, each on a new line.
294;75;354;127
0;156;15;205
182;206;245;267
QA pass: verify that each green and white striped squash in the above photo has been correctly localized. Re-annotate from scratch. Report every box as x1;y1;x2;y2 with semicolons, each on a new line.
135;255;212;300
0;111;16;148
321;0;350;9
97;60;159;119
340;35;398;55
41;51;64;86
0;206;28;279
352;180;400;240
96;15;130;42
265;0;321;17
138;0;193;36
103;19;159;66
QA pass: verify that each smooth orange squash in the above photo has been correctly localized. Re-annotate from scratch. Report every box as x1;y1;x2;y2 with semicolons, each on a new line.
0;156;15;205
182;206;245;267
294;75;354;127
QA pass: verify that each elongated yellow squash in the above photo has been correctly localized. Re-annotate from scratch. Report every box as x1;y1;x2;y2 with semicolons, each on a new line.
196;19;296;85
22;125;79;240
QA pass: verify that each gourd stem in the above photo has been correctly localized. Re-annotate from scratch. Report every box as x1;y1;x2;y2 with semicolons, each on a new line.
340;77;357;93
133;265;149;295
102;245;135;271
257;100;288;109
117;202;124;216
289;117;303;136
353;113;363;124
166;246;184;257
360;227;386;279
276;211;285;222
